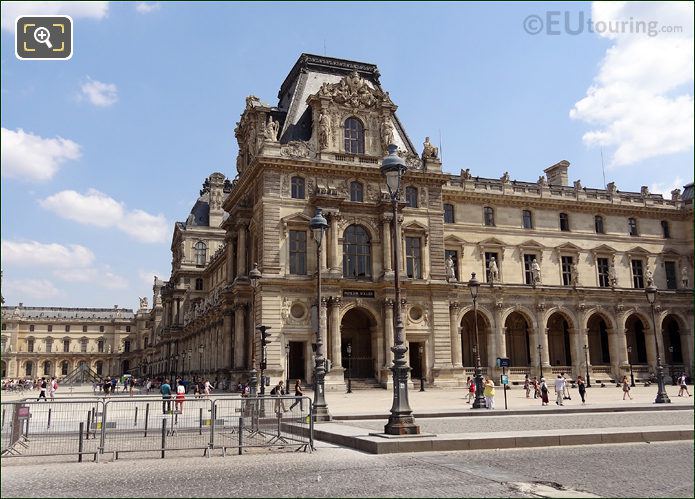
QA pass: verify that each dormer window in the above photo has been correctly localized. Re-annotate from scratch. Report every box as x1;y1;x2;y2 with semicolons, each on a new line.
344;117;364;154
350;181;364;202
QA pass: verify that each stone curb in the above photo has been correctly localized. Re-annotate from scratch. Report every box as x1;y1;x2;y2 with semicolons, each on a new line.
307;424;694;455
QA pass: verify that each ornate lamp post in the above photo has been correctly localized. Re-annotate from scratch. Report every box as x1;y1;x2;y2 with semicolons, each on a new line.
645;283;670;403
467;273;486;408
248;262;262;396
583;344;591;388
418;344;425;392
346;343;352;394
537;344;543;379
627;346;635;387
381;144;419;435
310;208;331;421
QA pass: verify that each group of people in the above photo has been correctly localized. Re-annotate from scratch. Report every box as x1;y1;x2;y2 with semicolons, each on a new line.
2;378;39;392
158;378;214;414
464;376;500;409
522;373;585;406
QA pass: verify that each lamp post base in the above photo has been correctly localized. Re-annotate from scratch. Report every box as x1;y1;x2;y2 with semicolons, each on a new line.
384;414;420;435
654;392;672;404
313;404;332;422
471;370;486;409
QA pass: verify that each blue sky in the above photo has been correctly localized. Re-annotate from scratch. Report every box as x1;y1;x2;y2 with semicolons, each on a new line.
1;1;693;309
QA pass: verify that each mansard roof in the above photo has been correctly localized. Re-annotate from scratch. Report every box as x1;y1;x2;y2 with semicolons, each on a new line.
1;306;134;320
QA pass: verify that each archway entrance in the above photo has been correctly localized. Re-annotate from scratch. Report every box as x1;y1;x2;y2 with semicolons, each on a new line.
505;312;531;366
662;315;683;365
121;360;130;374
626;315;648;364
587;314;611;365
288;341;306;381
341;308;375;379
547;313;572;367
460;310;490;367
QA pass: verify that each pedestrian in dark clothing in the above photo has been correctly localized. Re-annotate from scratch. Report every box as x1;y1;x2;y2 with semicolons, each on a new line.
577;375;586;404
289;379;304;411
160;379;172;414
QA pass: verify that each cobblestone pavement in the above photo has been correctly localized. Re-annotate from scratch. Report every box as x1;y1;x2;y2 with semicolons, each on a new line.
335;409;694;434
1;441;692;498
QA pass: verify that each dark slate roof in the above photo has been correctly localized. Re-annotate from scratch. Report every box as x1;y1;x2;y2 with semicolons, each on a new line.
186;193;210;227
1;306;134;320
682;182;694;202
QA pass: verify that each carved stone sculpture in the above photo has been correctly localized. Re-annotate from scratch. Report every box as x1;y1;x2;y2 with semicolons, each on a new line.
461;168;472;180
445;255;457;282
422;136;438;159
640;186;650;197
538;175;548;187
318;112;331;149
139;297;148;310
501;171;510;183
645;265;654;287
671;188;682;201
571;262;579;287
488;257;499;283
531;258;541;285
264;116;279;142
381;119;395;151
608;263;617;287
315;71;393;109
682;266;689;288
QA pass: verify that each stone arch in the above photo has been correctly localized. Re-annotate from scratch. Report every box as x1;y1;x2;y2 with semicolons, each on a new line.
340;305;379;379
459;307;493;367
542;307;577;330
546;311;573;367
23;360;34;377
661;313;684;365
504;311;532;366
586;312;612;365
500;306;537;331
456;304;495;329
59;359;70;376
582;308;617;331
625;313;648;364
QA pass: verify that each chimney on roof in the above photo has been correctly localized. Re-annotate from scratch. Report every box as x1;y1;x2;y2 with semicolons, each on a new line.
544;160;570;186
19;302;23;307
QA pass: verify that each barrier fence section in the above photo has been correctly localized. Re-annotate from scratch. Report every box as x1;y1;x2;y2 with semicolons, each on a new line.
1;395;313;461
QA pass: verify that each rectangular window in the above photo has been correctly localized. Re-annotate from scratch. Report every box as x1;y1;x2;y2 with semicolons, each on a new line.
631;259;644;288
445;249;458;280
46;339;53;353
80;340;88;353
98;340;104;353
561;256;573;286
126;326;131;333
405;187;418;208
522;210;533;229
82;325;87;332
291;177;305;199
48;325;53;332
144;338;149;349
29;324;35;332
289;230;307;275
594;216;604;234
65;325;70;332
559;213;570;231
483;207;495;226
99;325;104;333
665;261;677;290
661;220;670;239
28;339;35;353
195;278;204;291
443;204;455;224
484;252;499;283
597;257;610;288
124;340;131;353
405;236;422;279
63;339;70;353
523;254;537;285
628;218;638;236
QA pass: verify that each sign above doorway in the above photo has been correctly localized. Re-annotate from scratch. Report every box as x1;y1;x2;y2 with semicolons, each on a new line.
342;290;375;298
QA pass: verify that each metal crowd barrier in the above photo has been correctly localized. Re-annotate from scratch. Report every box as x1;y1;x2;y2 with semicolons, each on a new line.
0;395;313;461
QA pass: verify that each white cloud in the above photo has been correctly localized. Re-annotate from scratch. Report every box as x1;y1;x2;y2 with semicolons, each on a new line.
4;278;61;301
135;2;160;14
80;77;118;107
138;269;165;287
1;127;81;181
570;2;694;167
39;189;169;243
53;267;128;289
1;240;95;268
1;1;109;32
650;176;684;196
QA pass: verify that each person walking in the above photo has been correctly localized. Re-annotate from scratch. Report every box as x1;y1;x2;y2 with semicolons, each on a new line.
678;373;691;397
289;379;304;411
48;377;57;401
523;375;530;398
483;377;495;409
129;378;135;397
466;376;475;404
175;380;186;414
554;374;565;406
110;376;117;394
540;378;549;406
576;375;586;404
103;377;111;396
271;381;288;413
203;379;212;397
561;373;571;400
160;379;172;414
532;376;540;399
622;376;633;400
37;377;47;401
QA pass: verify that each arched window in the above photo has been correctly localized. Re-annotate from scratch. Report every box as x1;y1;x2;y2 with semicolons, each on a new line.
95;361;103;376
522;210;533;229
25;361;33;377
350;181;364;202
291;176;305;199
61;361;69;376
343;225;372;278
483;206;495;226
195;241;207;266
405;187;418;208
43;361;51;376
594;215;604;234
344;117;365;154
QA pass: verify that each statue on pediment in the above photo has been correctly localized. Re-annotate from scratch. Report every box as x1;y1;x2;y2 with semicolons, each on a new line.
640;186;650;197
381;119;395;152
139;297;148;310
461;168;472;180
318;112;331;150
316;71;392;109
531;258;541;284
264;117;279;142
245;95;261;109
671;188;681;201
501;172;510;184
422;137;438;160
538;175;548;187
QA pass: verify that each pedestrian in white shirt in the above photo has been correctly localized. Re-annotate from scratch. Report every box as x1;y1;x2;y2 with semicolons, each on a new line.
554;375;565;406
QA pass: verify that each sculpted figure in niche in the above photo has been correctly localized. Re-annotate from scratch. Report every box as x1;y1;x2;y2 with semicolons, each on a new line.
264;116;279;142
682;266;689;288
318;112;330;149
445;254;457;282
608;263;617;287
531;258;541;284
422;136;439;159
381;119;395;151
645;264;654;286
570;262;579;287
488;257;499;283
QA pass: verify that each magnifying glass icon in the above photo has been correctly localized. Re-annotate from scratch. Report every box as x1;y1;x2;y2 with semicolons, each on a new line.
34;27;53;49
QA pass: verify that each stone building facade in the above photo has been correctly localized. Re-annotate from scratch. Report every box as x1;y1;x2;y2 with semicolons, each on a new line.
140;54;692;389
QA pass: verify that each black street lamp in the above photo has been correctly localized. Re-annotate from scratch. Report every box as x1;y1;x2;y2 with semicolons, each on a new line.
310;208;331;421
645;284;670;403
537;344;543;379
467;273;486;409
346;343;353;393
583;344;591;388
668;346;675;385
285;343;291;394
249;262;262;396
627;346;635;387
198;344;204;379
419;344;425;392
381;144;419;435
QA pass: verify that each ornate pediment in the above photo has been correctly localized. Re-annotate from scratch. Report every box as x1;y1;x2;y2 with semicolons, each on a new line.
280;212;312;238
314;71;394;110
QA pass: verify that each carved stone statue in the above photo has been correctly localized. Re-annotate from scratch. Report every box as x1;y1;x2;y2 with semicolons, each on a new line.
422;136;439;159
682;266;689;288
445;255;457;282
139;297;148;310
608;263;618;287
538;175;548;187
640;185;650;197
671;188;682;201
381;119;395;151
245;95;261;109
461;168;472;180
571;262;579;287
318;112;330;149
488;257;499;283
531;258;541;285
573;179;583;191
264;116;279;142
607;182;618;196
501;171;510;183
645;265;654;286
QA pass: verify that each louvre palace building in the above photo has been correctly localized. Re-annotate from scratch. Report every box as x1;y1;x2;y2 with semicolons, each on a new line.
2;54;693;388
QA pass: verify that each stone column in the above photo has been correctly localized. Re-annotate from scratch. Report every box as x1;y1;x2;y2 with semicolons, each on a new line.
569;327;583;378
233;304;245;369
383;298;394;368
449;302;462;367
236;223;247;278
540;327;551;367
645;325;657;369
320;238;328;272
682;328;694;376
329;213;341;273
329;297;342;370
381;214;392;274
